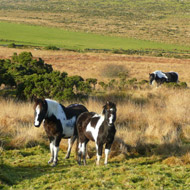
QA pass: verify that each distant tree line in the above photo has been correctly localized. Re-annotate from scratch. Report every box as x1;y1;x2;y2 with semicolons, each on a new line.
0;52;97;101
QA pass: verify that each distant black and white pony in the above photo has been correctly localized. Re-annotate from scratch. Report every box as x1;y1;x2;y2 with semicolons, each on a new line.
77;101;117;166
149;70;178;86
33;97;88;166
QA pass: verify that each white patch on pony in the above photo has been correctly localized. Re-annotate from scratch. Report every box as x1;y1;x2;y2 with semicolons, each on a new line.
96;154;101;165
67;138;71;153
53;146;59;162
78;142;81;151
109;108;114;125
78;142;85;155
153;70;168;79
34;105;40;126
50;142;54;156
81;143;85;154
45;99;75;137
86;114;105;142
104;148;110;165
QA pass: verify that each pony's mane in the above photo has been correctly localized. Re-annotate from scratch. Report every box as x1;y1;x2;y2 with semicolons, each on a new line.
67;104;81;108
169;71;178;76
153;70;168;79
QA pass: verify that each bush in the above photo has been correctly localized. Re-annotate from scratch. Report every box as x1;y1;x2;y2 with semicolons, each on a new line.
179;82;188;88
86;78;97;89
163;82;188;89
1;52;94;101
44;45;60;50
8;43;16;48
139;80;149;85
101;64;128;78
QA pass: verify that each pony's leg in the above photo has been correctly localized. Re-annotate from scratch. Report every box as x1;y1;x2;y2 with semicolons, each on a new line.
48;138;54;164
104;143;112;165
82;140;89;165
78;138;88;165
52;136;62;167
96;143;103;166
77;141;82;165
65;136;77;159
65;138;71;159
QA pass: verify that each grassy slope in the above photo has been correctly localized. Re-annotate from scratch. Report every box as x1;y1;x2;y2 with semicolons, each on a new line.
0;22;189;51
0;0;189;46
1;146;190;190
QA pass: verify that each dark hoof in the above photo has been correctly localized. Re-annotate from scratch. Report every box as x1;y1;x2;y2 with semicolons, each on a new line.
48;159;53;164
65;155;70;159
52;162;57;167
78;161;81;165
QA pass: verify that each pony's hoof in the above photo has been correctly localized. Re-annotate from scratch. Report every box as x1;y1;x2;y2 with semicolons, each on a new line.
96;161;100;166
48;159;53;164
78;161;81;165
52;162;57;167
65;155;70;159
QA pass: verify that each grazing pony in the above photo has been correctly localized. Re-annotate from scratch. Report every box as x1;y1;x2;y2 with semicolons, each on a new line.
33;97;88;166
77;101;117;165
149;70;178;86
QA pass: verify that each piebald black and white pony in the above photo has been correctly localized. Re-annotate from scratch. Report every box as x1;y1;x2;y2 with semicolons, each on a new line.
77;101;116;166
33;97;88;166
149;70;178;86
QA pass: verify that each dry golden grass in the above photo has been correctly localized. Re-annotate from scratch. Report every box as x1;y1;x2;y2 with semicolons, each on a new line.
1;87;190;160
0;47;190;84
0;99;45;148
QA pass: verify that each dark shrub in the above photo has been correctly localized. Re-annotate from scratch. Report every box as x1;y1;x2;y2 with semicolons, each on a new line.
44;45;60;50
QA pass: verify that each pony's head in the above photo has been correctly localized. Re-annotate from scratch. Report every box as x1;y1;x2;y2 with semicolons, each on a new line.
149;73;155;85
33;97;47;127
103;101;117;126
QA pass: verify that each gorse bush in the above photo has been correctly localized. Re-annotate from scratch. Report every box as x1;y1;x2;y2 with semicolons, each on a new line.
0;52;92;101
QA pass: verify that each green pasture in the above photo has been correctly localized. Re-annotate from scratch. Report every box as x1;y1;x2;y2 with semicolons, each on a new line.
0;22;189;51
1;145;190;190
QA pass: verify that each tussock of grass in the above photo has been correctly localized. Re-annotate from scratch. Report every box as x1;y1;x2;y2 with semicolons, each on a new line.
101;64;128;78
163;152;190;166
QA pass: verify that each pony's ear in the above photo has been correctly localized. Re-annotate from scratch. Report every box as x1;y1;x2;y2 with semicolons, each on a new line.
102;105;106;115
41;97;46;105
106;101;109;104
31;95;37;102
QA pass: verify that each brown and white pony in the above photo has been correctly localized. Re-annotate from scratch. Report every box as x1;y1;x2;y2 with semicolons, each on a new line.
77;101;117;165
33;97;88;166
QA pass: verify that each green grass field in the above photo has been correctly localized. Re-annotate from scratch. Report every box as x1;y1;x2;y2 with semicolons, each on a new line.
1;145;190;190
0;0;189;46
0;22;189;52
